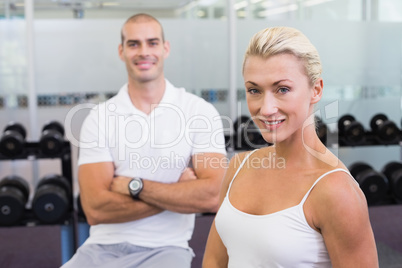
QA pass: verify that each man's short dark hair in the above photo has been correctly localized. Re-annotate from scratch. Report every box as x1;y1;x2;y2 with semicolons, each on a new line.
120;13;165;45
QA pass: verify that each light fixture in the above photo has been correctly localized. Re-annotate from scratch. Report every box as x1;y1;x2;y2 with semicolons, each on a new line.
303;0;333;7
198;0;219;6
258;3;298;16
234;1;248;10
197;10;206;17
237;10;247;17
102;2;120;6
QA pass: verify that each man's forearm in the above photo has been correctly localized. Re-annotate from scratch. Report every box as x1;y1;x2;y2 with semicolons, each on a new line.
139;178;220;213
111;176;220;214
110;153;227;214
82;190;163;225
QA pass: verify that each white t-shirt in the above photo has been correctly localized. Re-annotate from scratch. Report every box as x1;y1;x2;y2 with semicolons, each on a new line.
78;80;227;249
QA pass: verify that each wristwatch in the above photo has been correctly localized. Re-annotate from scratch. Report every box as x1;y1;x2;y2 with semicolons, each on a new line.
128;177;143;200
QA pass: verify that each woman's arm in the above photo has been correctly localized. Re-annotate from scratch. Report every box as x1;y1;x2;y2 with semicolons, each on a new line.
313;171;379;268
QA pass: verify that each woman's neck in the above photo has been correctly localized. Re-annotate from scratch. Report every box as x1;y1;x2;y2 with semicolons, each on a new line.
270;125;334;170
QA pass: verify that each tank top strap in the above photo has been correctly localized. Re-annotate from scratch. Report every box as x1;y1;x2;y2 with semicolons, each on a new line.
299;168;355;205
226;149;259;195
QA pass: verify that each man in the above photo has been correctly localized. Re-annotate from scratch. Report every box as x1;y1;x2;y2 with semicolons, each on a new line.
62;13;227;268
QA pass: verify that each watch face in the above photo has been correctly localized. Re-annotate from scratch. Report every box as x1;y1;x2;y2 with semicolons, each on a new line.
130;180;141;191
129;178;143;199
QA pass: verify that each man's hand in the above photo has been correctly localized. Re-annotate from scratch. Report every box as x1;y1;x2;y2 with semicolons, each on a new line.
178;167;197;182
137;153;226;213
110;176;131;195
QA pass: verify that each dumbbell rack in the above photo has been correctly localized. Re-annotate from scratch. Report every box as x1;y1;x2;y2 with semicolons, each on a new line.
327;114;402;206
337;130;401;147
0;140;78;267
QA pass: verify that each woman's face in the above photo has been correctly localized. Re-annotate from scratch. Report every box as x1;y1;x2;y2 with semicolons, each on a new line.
243;53;322;144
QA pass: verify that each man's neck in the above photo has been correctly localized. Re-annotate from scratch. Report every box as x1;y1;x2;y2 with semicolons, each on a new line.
127;78;166;115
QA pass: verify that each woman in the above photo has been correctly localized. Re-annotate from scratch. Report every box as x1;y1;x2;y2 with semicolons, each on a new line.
202;27;378;267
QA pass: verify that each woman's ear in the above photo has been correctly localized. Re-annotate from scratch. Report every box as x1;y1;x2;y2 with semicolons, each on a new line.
311;78;323;104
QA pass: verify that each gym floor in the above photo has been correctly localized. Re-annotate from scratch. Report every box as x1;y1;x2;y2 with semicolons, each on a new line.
369;205;402;268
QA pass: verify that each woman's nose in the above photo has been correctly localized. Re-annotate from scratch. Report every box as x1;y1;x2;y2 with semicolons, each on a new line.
260;96;278;116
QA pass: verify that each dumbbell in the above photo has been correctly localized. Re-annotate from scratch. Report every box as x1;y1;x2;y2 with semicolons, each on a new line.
0;122;27;158
370;113;399;144
381;162;402;201
349;162;389;205
39;121;65;157
0;175;30;226
32;174;71;224
233;115;266;150
338;115;365;146
315;116;327;145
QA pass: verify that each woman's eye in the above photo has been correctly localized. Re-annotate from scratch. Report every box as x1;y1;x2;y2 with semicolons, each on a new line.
278;87;289;94
247;88;259;94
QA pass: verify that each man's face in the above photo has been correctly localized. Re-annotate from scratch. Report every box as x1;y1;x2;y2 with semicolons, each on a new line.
119;20;170;84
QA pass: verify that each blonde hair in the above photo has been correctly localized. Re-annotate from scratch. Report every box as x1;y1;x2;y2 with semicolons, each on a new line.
243;27;322;85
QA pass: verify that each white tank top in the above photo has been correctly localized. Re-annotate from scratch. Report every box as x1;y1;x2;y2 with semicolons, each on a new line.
215;151;354;268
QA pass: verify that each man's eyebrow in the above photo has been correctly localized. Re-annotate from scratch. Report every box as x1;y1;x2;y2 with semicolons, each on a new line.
147;38;160;42
126;39;138;44
126;38;161;43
